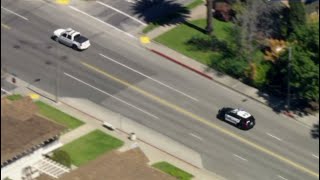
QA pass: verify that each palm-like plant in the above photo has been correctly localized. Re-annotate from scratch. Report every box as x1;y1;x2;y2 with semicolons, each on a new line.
205;0;214;35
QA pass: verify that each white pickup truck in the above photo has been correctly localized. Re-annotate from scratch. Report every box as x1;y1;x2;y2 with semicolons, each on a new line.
52;28;90;50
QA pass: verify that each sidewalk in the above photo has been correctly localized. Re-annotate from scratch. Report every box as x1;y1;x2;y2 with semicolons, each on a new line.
142;4;319;129
4;76;226;180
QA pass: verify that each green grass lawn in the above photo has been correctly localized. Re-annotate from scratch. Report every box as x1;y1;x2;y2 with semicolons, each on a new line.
186;0;204;9
6;94;23;101
35;101;84;130
59;130;124;166
154;18;234;66
153;161;194;180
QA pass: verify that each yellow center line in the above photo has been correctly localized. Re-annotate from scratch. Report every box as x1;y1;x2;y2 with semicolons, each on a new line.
1;23;11;29
81;61;319;178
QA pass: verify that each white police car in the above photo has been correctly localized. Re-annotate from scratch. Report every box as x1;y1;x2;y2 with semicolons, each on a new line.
52;28;90;50
217;107;255;130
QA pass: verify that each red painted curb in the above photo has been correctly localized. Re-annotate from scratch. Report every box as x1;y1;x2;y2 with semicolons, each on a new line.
283;111;295;119
149;49;213;80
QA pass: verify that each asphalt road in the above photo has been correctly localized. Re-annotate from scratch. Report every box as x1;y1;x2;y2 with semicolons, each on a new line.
1;0;319;180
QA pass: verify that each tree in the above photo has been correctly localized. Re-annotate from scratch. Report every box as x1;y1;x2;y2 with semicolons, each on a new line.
232;0;282;63
270;22;319;103
205;0;214;34
288;0;306;35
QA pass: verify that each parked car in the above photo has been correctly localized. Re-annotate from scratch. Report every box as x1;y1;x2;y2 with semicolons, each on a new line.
52;28;90;50
217;107;255;130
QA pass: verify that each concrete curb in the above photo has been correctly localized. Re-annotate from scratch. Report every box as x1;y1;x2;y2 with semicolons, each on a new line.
148;48;213;80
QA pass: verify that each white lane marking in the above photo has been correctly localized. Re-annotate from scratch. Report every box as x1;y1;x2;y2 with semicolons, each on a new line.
64;72;159;119
233;154;248;161
1;6;29;21
99;53;199;102
96;1;147;26
126;0;137;3
312;154;319;159
189;133;203;141
68;6;136;39
266;133;282;141
1;88;12;95
277;175;288;180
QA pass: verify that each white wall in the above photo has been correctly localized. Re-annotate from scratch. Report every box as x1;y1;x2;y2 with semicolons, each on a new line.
1;140;63;180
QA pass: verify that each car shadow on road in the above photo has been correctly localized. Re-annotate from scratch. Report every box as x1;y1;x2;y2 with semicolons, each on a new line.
131;0;190;26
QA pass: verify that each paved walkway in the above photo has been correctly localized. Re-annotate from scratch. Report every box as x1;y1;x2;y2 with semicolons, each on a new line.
142;3;319;129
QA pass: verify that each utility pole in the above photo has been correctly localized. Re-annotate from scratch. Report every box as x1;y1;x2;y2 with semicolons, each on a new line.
286;47;292;112
55;47;60;103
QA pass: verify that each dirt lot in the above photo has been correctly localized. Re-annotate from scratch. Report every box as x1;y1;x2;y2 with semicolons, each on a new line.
37;147;176;180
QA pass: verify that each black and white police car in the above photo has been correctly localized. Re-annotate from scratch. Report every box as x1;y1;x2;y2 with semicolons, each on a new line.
217;107;255;130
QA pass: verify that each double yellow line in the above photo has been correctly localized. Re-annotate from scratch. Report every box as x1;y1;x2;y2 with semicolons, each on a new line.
81;61;319;178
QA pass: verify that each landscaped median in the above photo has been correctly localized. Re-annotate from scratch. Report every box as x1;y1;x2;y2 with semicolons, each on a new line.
56;129;124;166
153;161;194;180
6;94;84;130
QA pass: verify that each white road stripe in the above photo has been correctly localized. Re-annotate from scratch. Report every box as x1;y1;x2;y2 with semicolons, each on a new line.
312;154;319;159
1;88;12;95
64;72;159;119
126;0;137;3
96;1;147;26
233;154;248;161
1;6;29;21
266;133;282;141
277;175;288;180
68;6;136;39
189;133;203;141
99;53;199;102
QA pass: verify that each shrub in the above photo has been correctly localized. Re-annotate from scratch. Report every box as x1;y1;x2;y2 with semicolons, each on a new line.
251;62;272;88
212;56;248;78
51;150;71;168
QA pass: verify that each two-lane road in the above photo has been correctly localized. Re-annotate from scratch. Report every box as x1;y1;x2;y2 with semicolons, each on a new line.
1;0;318;179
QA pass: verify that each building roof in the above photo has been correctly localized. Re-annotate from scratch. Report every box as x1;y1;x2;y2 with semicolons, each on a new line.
1;97;65;165
37;148;176;180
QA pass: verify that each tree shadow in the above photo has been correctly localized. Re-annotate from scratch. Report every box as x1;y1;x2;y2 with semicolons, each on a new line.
183;21;207;34
131;0;190;26
311;123;319;139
